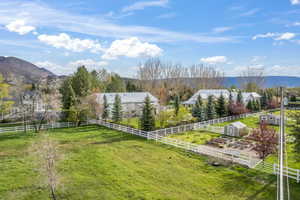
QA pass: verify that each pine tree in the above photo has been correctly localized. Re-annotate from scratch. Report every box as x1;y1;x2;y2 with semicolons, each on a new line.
216;93;227;117
174;95;180;116
72;66;91;97
102;95;109;120
237;90;243;105
261;91;268;109
206;95;216;120
256;99;261;111
192;95;205;121
140;95;155;131
112;94;122;122
246;100;254;111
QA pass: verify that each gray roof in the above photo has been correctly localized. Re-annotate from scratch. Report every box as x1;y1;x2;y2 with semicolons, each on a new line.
95;92;158;104
183;89;230;105
228;121;247;129
183;89;261;105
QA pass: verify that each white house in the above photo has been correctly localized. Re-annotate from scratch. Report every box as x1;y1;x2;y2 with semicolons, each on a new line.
183;89;261;105
237;92;261;105
96;92;159;117
182;89;230;105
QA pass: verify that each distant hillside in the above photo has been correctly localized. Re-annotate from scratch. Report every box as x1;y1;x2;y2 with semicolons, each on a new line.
223;76;300;88
0;56;56;84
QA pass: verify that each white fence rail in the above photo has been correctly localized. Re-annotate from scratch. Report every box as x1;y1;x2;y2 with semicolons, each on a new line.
0;121;89;133
91;119;260;168
255;161;300;183
149;111;261;136
91;119;300;183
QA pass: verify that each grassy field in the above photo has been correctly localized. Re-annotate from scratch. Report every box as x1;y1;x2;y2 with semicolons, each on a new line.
168;130;220;145
1;125;300;200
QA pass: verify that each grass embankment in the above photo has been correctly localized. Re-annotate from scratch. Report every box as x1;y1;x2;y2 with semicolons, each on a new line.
1;125;300;199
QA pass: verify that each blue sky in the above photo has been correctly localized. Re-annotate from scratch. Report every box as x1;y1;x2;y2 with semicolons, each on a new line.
1;0;300;77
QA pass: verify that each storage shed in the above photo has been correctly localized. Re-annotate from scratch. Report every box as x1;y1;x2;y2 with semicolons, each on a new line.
224;121;248;137
260;114;280;126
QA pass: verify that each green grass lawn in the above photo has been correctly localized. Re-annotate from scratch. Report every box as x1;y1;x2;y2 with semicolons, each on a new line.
168;130;221;145
1;125;300;199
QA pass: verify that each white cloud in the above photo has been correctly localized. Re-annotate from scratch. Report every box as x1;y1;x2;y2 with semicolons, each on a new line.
37;33;103;53
122;0;168;12
35;61;65;75
157;13;176;19
252;32;296;41
266;65;300;76
102;37;162;60
200;56;228;64
291;0;300;5
274;32;296;40
69;59;108;69
240;8;260;17
252;32;276;40
35;59;109;75
212;26;233;33
5;20;35;35
292;22;300;26
0;1;235;44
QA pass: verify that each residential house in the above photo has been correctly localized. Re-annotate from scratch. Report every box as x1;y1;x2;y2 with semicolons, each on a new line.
96;92;159;118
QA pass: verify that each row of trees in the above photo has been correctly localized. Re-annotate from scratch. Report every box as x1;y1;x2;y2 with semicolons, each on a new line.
136;58;224;105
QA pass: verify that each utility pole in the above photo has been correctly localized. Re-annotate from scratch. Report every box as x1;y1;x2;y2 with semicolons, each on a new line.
278;87;285;200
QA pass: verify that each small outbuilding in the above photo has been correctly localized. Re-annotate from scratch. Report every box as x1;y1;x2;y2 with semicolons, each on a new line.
260;114;280;125
224;121;248;137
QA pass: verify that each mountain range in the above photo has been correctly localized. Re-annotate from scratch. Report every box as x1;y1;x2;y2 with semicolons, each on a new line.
0;56;299;88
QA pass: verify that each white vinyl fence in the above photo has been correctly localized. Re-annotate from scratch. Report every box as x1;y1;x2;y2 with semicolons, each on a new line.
90;119;300;183
150;111;261;136
0;121;89;133
91;119;260;168
254;160;300;183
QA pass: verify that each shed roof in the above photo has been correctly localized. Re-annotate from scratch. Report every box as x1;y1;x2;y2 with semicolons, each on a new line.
95;92;158;104
228;121;247;129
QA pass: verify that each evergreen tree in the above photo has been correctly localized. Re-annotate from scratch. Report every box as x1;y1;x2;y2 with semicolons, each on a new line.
174;95;180;116
237;90;243;105
102;95;109;120
60;77;76;118
256;99;261;111
261;91;268;109
192;95;205;121
72;66;91;97
140;95;155;131
246;100;254;111
206;95;216;120
112;94;122;122
216;93;227;117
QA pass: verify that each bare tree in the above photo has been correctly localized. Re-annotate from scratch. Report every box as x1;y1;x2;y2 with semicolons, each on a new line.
32;134;61;200
137;58;224;103
239;66;265;92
